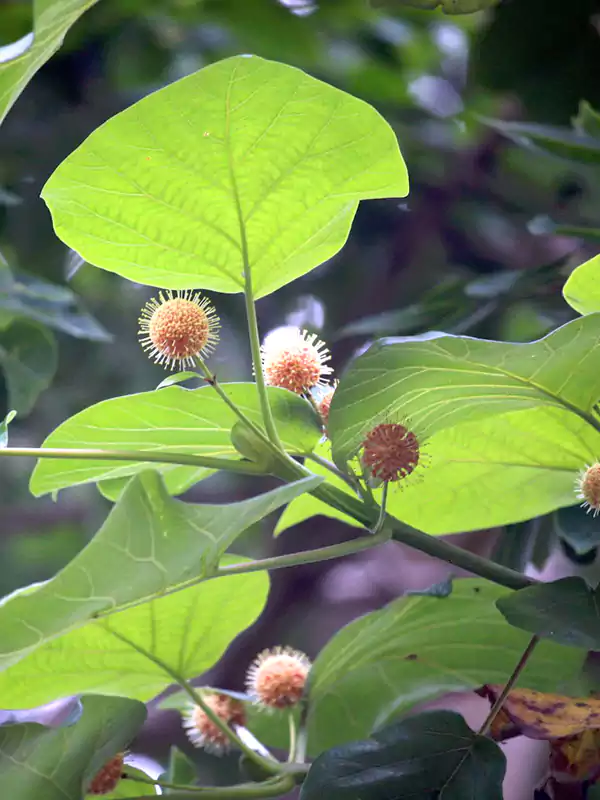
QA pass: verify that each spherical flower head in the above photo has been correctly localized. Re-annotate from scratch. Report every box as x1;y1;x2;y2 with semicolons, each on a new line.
361;422;420;483
261;328;332;395
88;753;124;795
182;693;246;754
138;289;220;370
246;646;311;709
317;381;338;426
576;463;600;516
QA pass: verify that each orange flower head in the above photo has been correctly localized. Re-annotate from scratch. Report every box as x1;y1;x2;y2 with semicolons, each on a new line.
138;289;219;370
246;646;311;709
261;328;332;395
88;753;124;795
317;381;338;426
576;463;600;516
182;693;246;754
361;422;420;483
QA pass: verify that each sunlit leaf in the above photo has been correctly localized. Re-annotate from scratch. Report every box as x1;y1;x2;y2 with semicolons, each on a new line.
305;579;584;754
91;766;159;798
300;711;505;800
0;0;101;127
42;55;408;298
563;254;600;316
329;314;600;467
0;695;146;800
30;383;322;496
0;470;313;669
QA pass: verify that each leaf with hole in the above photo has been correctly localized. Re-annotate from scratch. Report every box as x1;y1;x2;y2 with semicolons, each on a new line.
0;694;146;800
0;470;313;670
0;0;102;127
497;576;600;649
42;55;408;298
329;314;600;467
30;382;322;497
300;710;505;800
304;579;584;754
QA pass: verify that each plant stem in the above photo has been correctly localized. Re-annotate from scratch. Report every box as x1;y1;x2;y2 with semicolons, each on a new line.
304;451;360;492
99;624;281;777
479;635;540;737
287;710;297;763
0;447;265;474
124;775;295;799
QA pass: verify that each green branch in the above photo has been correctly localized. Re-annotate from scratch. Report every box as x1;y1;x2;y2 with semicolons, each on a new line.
123;772;295;798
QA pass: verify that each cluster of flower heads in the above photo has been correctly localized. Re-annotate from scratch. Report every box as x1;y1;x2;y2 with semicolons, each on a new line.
182;646;311;755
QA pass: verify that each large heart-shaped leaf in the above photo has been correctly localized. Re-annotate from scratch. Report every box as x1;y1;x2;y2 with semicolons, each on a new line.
305;579;584;754
300;711;505;800
30;382;321;496
330;314;600;466
0;695;146;800
0;0;101;127
280;407;596;536
41;55;408;298
563;254;600;316
0;554;268;708
0;470;316;669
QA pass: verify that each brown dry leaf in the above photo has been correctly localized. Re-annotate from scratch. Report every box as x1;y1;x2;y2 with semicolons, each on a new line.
550;729;600;783
477;685;600;740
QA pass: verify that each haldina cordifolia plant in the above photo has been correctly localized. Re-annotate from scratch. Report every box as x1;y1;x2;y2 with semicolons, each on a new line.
3;54;600;799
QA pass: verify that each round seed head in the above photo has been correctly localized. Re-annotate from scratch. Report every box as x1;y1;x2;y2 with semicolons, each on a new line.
138;289;220;370
317;381;338;426
246;646;311;709
576;463;600;516
88;753;124;795
361;422;420;483
261;328;332;395
182;693;246;754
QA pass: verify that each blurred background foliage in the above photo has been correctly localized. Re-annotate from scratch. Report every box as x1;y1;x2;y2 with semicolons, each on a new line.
3;0;600;793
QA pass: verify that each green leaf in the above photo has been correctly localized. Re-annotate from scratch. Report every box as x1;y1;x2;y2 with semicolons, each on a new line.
496;577;600;649
0;266;110;341
305;579;585;754
0;694;146;800
0;409;16;448
163;748;196;795
329;314;600;467
563;254;600;315
555;505;600;555
0;320;57;415
30;383;322;497
377;0;498;11
0;470;313;669
0;552;268;708
480;117;600;164
300;710;505;800
41;55;408;298
93;766;158;798
0;0;101;127
281;407;597;536
573;100;600;139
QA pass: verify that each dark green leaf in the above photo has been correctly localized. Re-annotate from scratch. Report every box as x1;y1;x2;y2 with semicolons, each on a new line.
164;748;196;795
42;55;408;298
0;0;102;126
491;521;537;572
300;711;505;800
30;383;322;497
376;0;498;11
555;505;600;555
496;577;600;648
0;321;57;415
480;118;600;164
0;695;146;800
305;579;584;754
0;470;314;669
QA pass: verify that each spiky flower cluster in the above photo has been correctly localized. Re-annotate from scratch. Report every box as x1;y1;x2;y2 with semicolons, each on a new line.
246;646;312;709
183;693;246;754
261;328;333;395
317;380;338;427
138;289;220;369
88;753;125;795
361;422;420;483
576;463;600;516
